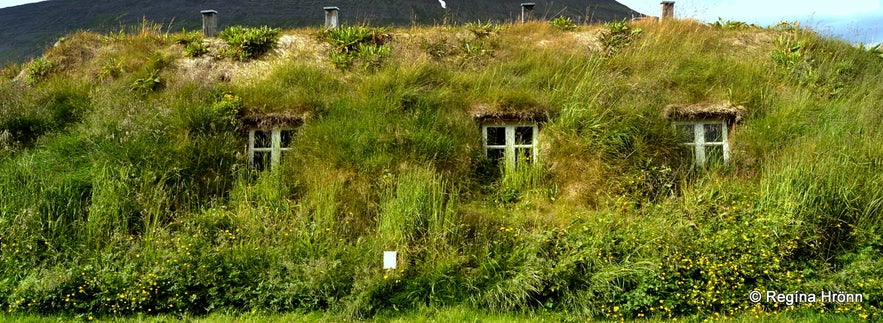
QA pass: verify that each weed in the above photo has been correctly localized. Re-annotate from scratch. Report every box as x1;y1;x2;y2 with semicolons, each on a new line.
598;20;642;56
465;21;501;39
710;18;759;30
218;26;281;61
318;26;392;70
97;57;125;81
129;69;162;96
25;56;54;85
175;30;209;58
549;16;577;31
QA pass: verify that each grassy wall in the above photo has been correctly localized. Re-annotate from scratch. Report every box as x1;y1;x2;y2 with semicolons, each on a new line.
1;20;882;320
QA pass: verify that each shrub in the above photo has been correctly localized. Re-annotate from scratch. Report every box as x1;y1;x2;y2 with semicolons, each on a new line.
550;16;577;31
465;21;502;39
1;62;21;80
218;26;280;61
25;56;54;85
598;20;642;56
96;57;125;81
175;30;209;57
129;69;161;96
318;26;392;70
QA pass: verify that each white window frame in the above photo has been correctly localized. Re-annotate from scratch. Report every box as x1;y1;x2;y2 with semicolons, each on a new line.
673;119;729;166
248;128;294;170
482;123;538;167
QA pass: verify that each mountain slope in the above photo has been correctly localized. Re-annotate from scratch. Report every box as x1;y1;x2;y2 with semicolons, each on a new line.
0;0;642;63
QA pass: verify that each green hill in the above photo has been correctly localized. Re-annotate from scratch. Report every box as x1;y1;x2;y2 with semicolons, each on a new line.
1;19;882;321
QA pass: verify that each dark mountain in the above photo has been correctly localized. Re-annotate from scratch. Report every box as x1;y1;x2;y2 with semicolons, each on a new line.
0;0;644;64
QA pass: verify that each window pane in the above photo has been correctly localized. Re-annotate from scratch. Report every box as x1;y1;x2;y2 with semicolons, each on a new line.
704;123;723;143
515;127;533;145
677;124;694;143
280;129;295;148
253;130;271;148
253;151;271;171
487;148;505;165
486;127;505;145
704;145;725;165
515;147;533;165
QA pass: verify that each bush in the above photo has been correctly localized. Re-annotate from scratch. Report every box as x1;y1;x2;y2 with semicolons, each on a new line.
25;56;54;85
218;26;280;61
129;69;161;96
550;16;577;31
318;26;391;70
175;30;209;58
598;20;642;56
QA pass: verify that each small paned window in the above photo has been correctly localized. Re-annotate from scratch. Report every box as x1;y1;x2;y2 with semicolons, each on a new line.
248;128;295;171
674;120;729;166
482;123;538;167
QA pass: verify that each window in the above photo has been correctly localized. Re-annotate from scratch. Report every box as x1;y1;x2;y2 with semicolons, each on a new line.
674;120;729;166
248;128;295;171
482;123;538;167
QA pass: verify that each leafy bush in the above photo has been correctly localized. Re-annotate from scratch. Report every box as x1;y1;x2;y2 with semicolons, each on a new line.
550;16;577;31
598;20;642;56
711;18;759;30
175;30;209;58
96;57;125;81
318;26;392;70
129;69;161;96
219;26;280;61
25;56;54;85
465;20;501;39
1;62;21;80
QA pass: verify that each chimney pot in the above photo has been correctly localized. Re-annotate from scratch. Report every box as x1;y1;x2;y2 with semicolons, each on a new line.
521;3;536;23
201;10;218;37
324;6;340;28
660;1;675;21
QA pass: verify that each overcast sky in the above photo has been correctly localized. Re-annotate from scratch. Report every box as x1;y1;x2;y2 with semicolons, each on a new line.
1;0;880;44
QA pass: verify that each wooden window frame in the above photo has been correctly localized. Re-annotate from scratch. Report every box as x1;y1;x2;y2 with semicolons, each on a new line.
481;123;539;167
248;128;294;170
673;119;729;166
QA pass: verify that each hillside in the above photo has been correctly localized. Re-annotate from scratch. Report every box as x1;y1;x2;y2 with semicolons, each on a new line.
1;19;883;321
0;0;641;64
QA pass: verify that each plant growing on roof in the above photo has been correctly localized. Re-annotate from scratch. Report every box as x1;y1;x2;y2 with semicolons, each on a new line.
550;16;577;31
25;56;54;85
218;26;281;61
598;19;642;56
318;26;392;70
174;30;209;58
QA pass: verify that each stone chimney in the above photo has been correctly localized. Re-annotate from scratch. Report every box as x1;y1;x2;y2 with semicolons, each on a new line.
201;10;218;37
324;7;340;28
521;3;535;23
660;1;674;21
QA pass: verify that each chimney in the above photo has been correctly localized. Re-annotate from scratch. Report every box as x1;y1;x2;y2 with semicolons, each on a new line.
660;1;674;21
201;10;218;37
521;3;535;23
324;7;340;28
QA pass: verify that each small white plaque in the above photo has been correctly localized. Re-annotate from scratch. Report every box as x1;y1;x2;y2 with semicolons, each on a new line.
383;251;397;269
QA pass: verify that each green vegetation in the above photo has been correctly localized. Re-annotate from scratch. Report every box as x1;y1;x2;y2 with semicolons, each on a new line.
175;31;209;58
549;16;577;31
218;26;281;61
1;20;883;322
318;26;392;70
24;56;54;85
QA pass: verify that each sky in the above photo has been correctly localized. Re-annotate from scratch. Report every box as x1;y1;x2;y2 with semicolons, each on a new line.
1;0;880;44
618;0;883;44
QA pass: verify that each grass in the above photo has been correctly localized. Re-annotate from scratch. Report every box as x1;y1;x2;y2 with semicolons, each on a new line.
1;19;882;321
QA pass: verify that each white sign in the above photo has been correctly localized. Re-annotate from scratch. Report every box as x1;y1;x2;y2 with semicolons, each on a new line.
383;251;397;269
